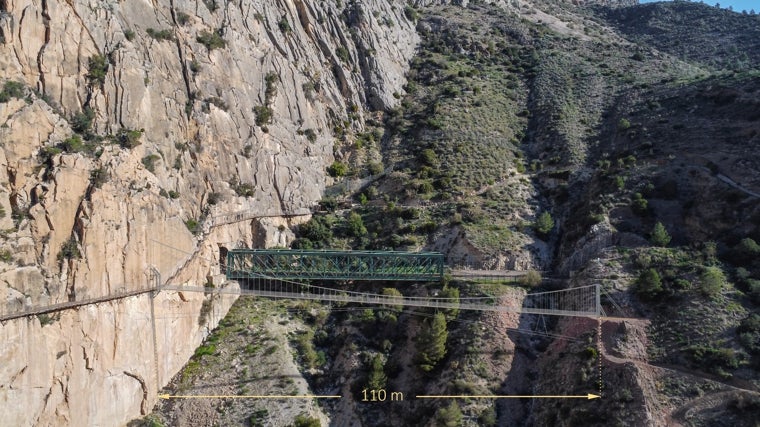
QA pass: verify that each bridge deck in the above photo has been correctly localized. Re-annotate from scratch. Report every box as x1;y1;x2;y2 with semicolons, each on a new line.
161;284;599;318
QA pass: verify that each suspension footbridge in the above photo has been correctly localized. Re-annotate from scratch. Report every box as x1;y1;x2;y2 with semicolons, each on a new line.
1;248;600;321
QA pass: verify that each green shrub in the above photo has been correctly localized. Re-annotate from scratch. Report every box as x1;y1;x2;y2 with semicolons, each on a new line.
699;266;726;297
404;5;420;21
202;0;218;12
117;128;143;149
176;11;190;25
58;238;81;261
0;80;25;102
0;249;13;262
185;218;201;235
124;29;135;41
435;401;463;427
90;167;108;188
71;107;95;134
636;268;663;299
146;28;174;41
87;55;109;87
327;161;348;177
632;192;648;215
278;17;291;33
617;118;631;131
520;270;542;287
196;30;226;50
304;128;317;143
142;154;161;173
194;344;216;357
62;135;86;153
419;148;439;167
347;212;367;237
293;414;320;427
336;46;350;63
368;161;384;175
253;105;273;126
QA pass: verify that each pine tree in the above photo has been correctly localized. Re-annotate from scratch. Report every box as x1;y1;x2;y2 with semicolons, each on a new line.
650;222;671;247
367;355;387;390
417;312;448;371
636;268;662;300
534;211;554;237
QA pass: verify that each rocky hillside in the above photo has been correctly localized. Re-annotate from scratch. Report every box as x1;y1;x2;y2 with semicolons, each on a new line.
3;0;760;426
0;0;418;425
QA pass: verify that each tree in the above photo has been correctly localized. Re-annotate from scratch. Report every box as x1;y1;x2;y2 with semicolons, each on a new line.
650;222;671;247
366;355;387;390
347;212;367;237
381;288;403;313
435;401;463;427
417;312;448;371
636;268;662;300
520;269;542;287
439;285;460;320
534;211;554;237
699;266;725;297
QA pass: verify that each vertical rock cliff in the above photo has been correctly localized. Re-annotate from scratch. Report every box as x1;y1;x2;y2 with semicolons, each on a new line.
0;0;418;424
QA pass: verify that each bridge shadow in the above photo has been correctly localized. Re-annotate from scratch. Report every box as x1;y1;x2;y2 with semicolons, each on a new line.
497;310;557;426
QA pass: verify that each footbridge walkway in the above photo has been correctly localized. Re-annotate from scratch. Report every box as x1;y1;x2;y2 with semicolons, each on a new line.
1;248;598;322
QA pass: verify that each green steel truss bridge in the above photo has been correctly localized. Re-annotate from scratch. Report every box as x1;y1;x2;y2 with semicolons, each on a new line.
226;249;445;282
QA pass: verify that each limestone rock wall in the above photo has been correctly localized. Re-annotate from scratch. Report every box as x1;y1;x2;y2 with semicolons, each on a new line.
0;0;419;425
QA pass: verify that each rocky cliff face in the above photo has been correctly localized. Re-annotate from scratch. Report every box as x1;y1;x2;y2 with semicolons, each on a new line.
0;0;418;425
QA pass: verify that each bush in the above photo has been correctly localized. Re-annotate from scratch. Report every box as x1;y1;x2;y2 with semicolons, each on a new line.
293;415;320;427
419;149;439;167
0;80;25;102
650;222;671;247
196;30;226;50
618;118;631;131
347;212;367;237
58;238;81;261
87;54;109;87
699;266;726;297
117;128;143;149
146;28;174;41
185;218;201;235
435;402;463;427
253;105;273;126
176;11;190;25
142;154;161;173
520;269;542;287
124;29;135;41
62;135;86;153
404;5;420;21
278;17;291;34
71;107;95;134
327;161;348;177
336;46;350;63
368;161;384;175
636;268;663;299
632;192;648;215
